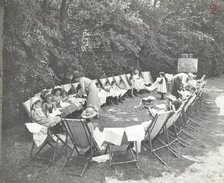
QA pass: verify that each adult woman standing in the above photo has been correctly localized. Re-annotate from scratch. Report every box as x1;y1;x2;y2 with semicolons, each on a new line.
171;73;190;98
73;71;100;117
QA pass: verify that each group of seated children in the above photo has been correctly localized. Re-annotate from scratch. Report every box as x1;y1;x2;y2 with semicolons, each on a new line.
30;87;85;127
129;69;151;96
95;70;155;107
96;80;127;106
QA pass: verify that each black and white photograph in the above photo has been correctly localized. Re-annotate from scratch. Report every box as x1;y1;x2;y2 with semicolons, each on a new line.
1;0;224;182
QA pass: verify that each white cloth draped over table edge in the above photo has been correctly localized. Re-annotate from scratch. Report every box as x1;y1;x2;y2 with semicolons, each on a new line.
93;121;152;153
25;123;48;147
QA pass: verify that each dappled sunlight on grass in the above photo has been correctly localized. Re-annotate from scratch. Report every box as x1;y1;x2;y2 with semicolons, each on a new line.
2;77;224;183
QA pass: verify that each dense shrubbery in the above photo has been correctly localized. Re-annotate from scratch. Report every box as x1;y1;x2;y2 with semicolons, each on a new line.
3;0;224;126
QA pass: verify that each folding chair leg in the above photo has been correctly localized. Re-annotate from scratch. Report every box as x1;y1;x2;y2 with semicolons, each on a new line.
129;145;139;169
178;137;191;145
61;146;75;172
182;130;195;139
185;124;198;132
134;141;140;169
34;141;49;157
30;142;35;159
167;146;180;158
176;139;187;147
51;137;59;165
153;151;167;166
168;133;188;147
80;160;90;177
189;119;201;126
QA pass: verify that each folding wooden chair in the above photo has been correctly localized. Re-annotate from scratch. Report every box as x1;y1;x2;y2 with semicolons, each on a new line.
62;84;71;93
142;111;179;165
99;78;109;88
72;83;79;90
114;75;122;86
23;98;68;165
164;102;189;150
126;73;131;80
120;74;131;88
107;76;115;84
182;94;199;130
61;118;99;176
174;94;199;141
142;71;154;85
92;79;98;84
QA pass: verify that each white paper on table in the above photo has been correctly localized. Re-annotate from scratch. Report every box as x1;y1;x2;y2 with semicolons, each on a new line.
103;128;125;146
93;127;105;148
142;96;156;101
155;104;167;109
75;98;86;104
92;154;110;163
60;101;71;108
124;125;145;142
68;94;76;98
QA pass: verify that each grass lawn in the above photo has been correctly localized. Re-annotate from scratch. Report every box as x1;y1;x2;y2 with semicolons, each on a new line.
1;76;224;183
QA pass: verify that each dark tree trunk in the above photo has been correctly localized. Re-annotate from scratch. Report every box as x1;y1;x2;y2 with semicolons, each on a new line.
42;0;48;25
60;0;67;31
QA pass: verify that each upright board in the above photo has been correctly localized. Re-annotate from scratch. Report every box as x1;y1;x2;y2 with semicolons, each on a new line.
177;58;198;73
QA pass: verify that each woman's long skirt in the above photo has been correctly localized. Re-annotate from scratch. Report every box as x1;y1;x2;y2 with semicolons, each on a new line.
87;82;101;111
171;77;182;98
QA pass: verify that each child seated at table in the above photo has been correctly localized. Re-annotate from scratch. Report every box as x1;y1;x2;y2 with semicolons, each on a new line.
118;79;131;98
31;98;61;127
129;75;138;97
110;81;126;101
61;90;82;109
132;69;147;94
104;81;120;105
96;82;113;106
52;87;63;108
42;93;57;116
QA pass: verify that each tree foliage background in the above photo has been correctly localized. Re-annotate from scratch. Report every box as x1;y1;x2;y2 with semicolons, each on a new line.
3;0;224;126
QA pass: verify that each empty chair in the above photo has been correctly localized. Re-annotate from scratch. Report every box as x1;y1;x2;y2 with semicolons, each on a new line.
142;111;179;165
61;118;99;176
